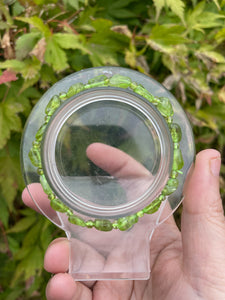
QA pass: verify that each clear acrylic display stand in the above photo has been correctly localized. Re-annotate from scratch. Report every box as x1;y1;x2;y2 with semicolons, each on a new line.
21;67;195;280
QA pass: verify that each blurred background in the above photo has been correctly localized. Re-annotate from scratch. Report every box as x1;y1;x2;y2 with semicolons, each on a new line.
0;0;224;299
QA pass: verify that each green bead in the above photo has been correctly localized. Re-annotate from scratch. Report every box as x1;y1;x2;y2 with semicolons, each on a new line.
143;199;161;214
59;92;67;100
85;220;94;228
130;81;138;90
50;198;68;213
37;168;43;175
86;75;108;88
109;74;131;88
89;74;108;83
28;147;41;167
133;85;156;103
166;116;173;124
117;214;138;231
32;140;40;149
35;123;47;141
162;178;179;195
68;215;86;226
112;222;118;229
137;211;144;217
40;175;52;195
158;195;165;201
67;83;84;98
45;95;61;116
48;194;55;201
44;115;51;123
170;170;178;178
157;97;174;117
94;219;113;231
170;123;182;143
172;148;184;170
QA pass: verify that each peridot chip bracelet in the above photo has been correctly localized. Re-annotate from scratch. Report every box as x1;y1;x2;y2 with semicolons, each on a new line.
28;73;184;232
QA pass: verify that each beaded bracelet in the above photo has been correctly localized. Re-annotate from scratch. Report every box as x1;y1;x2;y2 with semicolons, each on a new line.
29;74;183;231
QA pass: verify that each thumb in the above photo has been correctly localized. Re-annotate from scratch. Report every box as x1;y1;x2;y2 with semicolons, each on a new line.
181;149;225;287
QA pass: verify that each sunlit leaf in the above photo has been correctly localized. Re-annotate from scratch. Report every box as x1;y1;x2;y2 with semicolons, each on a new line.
53;33;90;54
215;27;225;44
146;25;187;53
0;59;26;72
166;0;185;24
45;37;69;71
16;16;51;38
153;0;185;23
152;0;164;20
212;0;221;10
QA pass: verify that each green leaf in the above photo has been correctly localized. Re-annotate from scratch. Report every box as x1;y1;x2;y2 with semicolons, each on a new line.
88;44;119;67
13;246;43;281
0;59;26;72
153;0;185;23
187;3;225;33
166;0;185;24
22;219;44;247
21;57;42;80
45;37;69;71
147;25;187;53
20;73;40;93
53;33;90;54
197;12;225;28
1;79;39;117
15;32;41;60
40;219;54;250
63;0;86;10
86;18;129;65
215;27;225;44
212;0;221;10
197;49;225;63
153;0;164;20
0;102;23;149
0;153;23;211
7;217;36;233
15;16;51;38
12;1;25;17
0;193;9;228
7;236;21;256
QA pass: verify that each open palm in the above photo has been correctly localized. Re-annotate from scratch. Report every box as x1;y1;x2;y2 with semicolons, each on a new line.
23;147;225;300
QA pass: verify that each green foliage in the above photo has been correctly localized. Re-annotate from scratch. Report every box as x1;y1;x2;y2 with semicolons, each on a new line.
0;0;225;298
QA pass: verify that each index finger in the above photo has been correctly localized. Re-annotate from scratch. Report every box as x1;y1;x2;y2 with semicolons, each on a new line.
86;142;151;178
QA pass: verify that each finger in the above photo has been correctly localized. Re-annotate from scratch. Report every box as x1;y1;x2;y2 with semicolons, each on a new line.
46;273;92;300
44;237;105;282
22;183;57;220
181;149;225;280
86;142;150;178
44;238;69;273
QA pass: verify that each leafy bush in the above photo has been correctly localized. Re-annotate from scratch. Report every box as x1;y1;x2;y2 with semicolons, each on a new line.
0;0;224;298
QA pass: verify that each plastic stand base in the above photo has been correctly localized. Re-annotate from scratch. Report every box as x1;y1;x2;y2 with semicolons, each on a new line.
64;210;163;281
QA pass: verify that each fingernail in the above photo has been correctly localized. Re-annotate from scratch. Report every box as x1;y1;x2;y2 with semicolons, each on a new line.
210;157;221;176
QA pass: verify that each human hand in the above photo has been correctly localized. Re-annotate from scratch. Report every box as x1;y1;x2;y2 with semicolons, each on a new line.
22;146;225;300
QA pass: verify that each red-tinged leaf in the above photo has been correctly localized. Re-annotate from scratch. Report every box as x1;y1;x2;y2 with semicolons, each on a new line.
0;70;18;84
